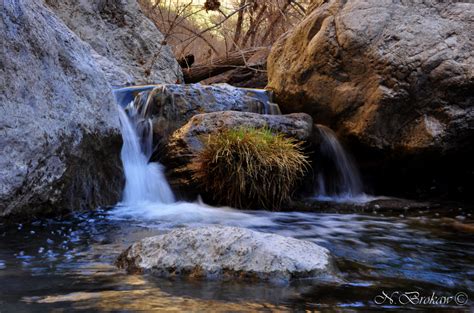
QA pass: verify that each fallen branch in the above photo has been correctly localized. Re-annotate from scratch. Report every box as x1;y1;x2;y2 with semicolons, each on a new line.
182;47;263;83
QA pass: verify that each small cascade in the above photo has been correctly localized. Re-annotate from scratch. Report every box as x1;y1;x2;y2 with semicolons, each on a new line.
112;87;273;227
117;102;175;204
113;83;281;121
113;83;281;207
314;125;365;201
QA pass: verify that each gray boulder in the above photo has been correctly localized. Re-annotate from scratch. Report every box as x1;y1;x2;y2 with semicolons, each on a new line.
45;0;182;85
163;111;313;194
0;1;122;217
116;226;338;283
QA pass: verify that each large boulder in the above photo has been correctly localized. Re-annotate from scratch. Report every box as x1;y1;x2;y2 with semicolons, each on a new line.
45;0;182;86
116;226;338;283
163;111;313;196
267;0;474;197
0;1;122;217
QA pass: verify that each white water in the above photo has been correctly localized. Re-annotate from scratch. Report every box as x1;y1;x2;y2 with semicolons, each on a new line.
115;90;380;216
112;103;273;227
314;125;375;203
117;104;175;204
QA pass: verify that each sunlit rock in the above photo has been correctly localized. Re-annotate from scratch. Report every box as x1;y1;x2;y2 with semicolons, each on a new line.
268;0;473;153
267;0;474;197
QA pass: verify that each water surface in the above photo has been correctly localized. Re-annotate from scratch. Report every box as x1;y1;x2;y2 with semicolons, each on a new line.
0;207;472;312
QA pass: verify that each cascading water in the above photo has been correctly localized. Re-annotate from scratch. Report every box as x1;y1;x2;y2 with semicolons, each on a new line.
112;93;272;227
117;103;175;204
314;125;373;202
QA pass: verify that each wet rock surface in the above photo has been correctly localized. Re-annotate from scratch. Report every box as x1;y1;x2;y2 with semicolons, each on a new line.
116;225;338;283
163;111;313;196
45;0;182;85
0;1;123;217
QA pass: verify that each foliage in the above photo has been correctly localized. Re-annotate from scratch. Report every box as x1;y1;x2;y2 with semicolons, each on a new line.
191;127;310;210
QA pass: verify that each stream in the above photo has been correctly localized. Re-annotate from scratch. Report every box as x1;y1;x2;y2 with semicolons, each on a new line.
1;87;472;312
0;207;472;312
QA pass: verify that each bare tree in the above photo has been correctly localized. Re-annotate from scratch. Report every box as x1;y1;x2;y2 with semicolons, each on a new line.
138;0;311;80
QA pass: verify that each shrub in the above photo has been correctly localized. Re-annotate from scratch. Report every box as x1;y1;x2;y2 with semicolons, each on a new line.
191;127;309;210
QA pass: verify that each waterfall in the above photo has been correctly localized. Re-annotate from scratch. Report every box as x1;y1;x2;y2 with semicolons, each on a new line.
117;102;175;204
113;99;272;227
314;125;365;201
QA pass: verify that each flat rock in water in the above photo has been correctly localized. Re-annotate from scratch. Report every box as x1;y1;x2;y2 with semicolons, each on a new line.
116;226;338;283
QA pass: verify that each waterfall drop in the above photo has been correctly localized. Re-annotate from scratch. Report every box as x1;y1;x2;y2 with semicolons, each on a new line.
112;96;272;228
117;103;175;205
314;125;369;202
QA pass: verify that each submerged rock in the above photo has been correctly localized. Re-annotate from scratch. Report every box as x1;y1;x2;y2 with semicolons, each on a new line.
45;0;182;85
164;111;313;196
267;0;474;197
0;1;122;217
116;226;337;283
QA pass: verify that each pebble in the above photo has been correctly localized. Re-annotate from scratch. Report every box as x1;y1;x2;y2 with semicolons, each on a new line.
38;247;44;253
455;215;466;221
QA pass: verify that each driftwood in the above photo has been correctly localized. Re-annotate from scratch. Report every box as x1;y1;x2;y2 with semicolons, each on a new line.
182;48;265;83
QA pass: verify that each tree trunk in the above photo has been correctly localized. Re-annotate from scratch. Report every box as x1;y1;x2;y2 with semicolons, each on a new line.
231;0;246;50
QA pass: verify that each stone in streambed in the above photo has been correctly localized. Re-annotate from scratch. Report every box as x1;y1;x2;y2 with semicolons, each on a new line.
116;226;338;283
113;83;281;146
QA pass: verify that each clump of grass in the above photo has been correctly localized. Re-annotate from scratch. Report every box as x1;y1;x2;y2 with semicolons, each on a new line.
191;127;310;210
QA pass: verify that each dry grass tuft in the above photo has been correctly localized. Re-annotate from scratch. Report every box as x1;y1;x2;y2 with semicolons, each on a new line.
191;127;310;210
